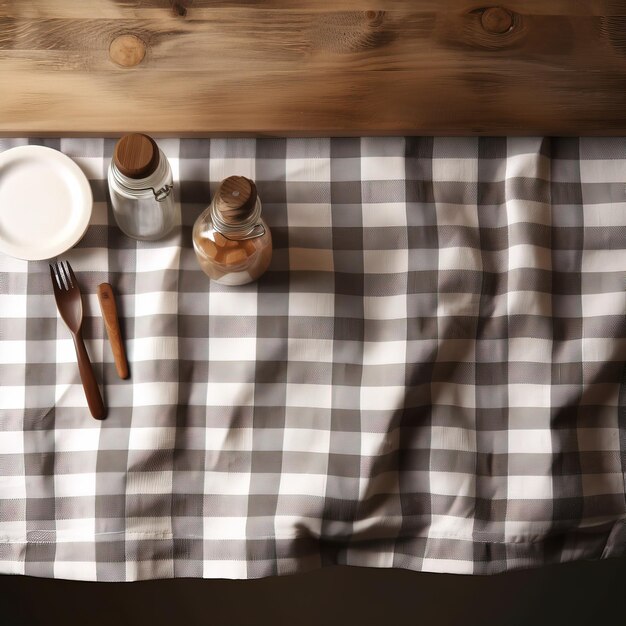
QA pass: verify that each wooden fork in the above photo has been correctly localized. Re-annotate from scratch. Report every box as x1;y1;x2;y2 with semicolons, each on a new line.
50;261;105;420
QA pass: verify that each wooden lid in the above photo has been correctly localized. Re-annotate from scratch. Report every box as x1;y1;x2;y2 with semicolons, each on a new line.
214;176;258;225
113;133;160;179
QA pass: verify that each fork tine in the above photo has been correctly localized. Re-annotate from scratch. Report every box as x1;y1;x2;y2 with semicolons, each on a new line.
56;261;65;290
49;263;60;292
62;261;70;288
60;261;71;291
65;261;77;289
56;261;67;291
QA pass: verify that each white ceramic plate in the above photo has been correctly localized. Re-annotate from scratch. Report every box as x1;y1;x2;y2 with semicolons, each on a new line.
0;145;93;261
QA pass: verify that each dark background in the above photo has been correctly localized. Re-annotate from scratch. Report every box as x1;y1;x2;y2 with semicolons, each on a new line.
2;558;626;626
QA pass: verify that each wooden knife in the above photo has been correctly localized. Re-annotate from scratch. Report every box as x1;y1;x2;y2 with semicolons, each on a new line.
97;283;129;380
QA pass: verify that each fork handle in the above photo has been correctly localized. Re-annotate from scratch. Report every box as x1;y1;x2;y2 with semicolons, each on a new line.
72;333;106;420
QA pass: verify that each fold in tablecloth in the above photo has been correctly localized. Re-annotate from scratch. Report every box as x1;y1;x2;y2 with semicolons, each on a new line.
0;137;624;580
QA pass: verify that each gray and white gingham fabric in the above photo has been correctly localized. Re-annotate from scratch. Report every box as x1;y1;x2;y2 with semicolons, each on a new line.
0;137;624;581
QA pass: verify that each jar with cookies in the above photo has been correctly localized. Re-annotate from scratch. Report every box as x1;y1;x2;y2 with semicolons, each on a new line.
192;176;272;286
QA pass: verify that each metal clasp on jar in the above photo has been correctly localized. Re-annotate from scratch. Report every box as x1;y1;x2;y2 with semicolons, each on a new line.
152;184;173;202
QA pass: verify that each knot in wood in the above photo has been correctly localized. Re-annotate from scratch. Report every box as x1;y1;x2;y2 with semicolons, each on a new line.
171;1;188;17
366;11;385;27
109;34;146;68
480;7;514;34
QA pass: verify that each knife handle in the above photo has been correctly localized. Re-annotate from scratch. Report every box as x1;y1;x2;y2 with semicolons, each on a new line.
97;283;129;380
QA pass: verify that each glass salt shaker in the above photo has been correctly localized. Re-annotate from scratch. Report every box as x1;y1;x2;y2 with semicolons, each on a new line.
192;176;272;286
108;133;176;241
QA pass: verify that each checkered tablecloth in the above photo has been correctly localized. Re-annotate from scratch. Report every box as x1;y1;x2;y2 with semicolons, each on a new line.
0;137;624;581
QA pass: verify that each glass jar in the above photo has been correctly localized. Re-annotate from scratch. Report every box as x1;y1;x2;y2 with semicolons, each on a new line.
193;176;272;286
108;133;176;241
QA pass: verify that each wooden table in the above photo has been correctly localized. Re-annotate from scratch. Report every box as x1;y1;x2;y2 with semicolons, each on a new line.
1;0;626;136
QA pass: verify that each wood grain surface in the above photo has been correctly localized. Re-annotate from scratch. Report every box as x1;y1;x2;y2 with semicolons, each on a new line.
1;0;625;135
